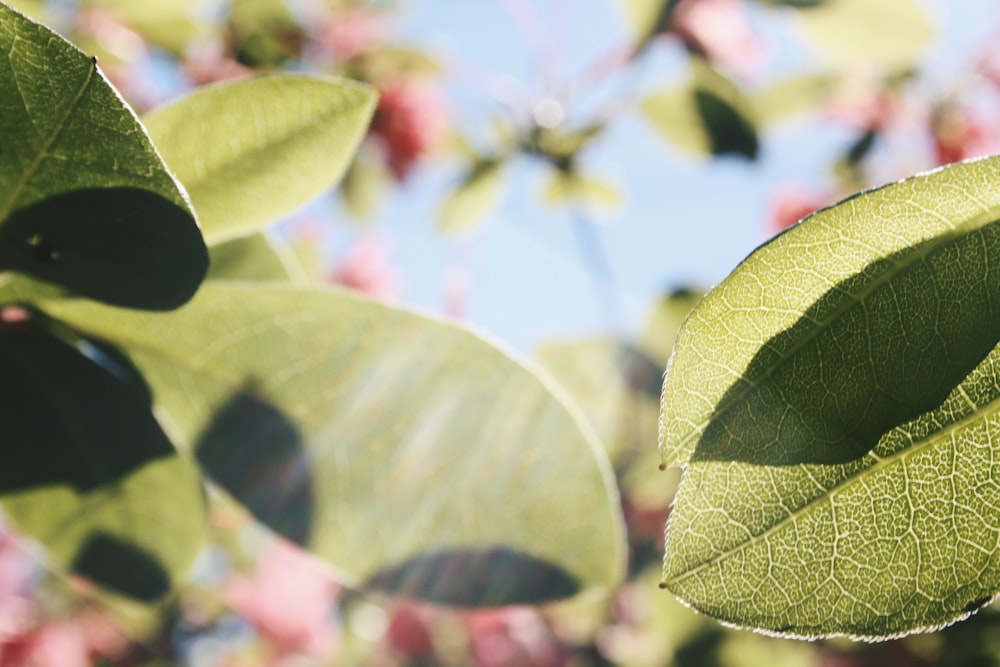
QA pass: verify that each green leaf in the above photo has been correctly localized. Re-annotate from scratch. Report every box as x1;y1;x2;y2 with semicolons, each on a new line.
659;155;1000;638
539;338;651;461
41;284;626;607
0;3;207;309
206;233;293;282
340;148;388;222
641;58;758;160
794;0;936;69
542;172;622;211
438;160;504;233
751;73;836;124
142;74;376;246
227;0;301;68
354;46;443;79
82;0;213;55
618;0;679;47
0;307;205;602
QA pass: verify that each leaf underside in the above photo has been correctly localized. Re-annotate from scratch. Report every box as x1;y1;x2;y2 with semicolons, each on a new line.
660;155;1000;639
42;284;626;607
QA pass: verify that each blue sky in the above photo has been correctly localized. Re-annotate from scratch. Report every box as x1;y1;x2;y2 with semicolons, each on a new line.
341;0;1000;352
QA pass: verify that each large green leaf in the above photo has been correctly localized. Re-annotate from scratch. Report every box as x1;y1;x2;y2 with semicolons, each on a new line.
41;284;626;607
641;58;758;160
794;0;936;69
0;2;207;309
659;155;1000;638
143;75;376;246
0;307;205;602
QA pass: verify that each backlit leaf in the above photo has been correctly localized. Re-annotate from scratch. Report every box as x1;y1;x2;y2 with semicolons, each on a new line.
641;58;758;160
795;0;936;69
42;284;626;607
0;2;207;309
143;74;376;245
659;155;1000;638
206;233;293;282
438;160;504;233
0;308;205;602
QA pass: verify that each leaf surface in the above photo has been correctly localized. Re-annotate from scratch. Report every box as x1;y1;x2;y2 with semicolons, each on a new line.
660;155;1000;638
0;308;205;602
438;160;504;233
0;2;207;309
641;58;758;160
43;284;626;607
795;0;935;69
143;75;376;245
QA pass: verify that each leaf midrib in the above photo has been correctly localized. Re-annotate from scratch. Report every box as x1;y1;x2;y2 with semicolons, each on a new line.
664;382;1000;586
667;206;1000;462
0;58;95;223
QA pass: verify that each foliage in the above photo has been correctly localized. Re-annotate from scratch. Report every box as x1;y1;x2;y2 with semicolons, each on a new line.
5;0;1000;664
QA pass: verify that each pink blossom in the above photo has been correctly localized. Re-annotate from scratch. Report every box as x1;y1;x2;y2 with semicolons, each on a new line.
0;608;133;666
465;608;565;667
766;184;830;233
370;80;449;180
224;540;339;660
318;8;387;61
670;0;763;79
385;601;437;660
931;107;1000;166
329;234;400;301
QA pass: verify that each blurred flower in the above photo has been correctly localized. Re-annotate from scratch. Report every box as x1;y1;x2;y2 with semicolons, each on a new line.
931;105;1000;166
224;540;339;660
623;500;670;549
329;234;400;300
670;0;763;79
385;601;437;661
370;80;449;180
465;608;565;667
318;8;387;61
766;184;830;233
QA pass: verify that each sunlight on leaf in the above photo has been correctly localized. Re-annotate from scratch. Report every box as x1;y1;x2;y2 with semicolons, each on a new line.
143;74;376;246
42;284;626;607
0;309;205;602
0;2;207;309
794;0;936;69
660;155;1000;638
641;58;758;160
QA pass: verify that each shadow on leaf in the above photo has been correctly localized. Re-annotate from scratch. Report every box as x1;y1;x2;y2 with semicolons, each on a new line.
71;532;171;602
0;187;207;310
0;310;178;492
691;221;1000;465
364;547;580;607
195;386;315;545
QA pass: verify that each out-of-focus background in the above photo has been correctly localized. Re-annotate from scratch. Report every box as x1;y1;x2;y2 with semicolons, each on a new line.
6;0;1000;665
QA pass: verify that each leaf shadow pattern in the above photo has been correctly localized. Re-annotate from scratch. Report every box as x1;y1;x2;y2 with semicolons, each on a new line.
194;385;315;546
71;532;170;602
690;220;1000;465
364;547;580;607
694;88;758;160
0;309;177;492
0;187;207;310
0;308;183;600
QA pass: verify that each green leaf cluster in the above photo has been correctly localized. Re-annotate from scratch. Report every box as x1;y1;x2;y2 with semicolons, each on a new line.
0;0;625;616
